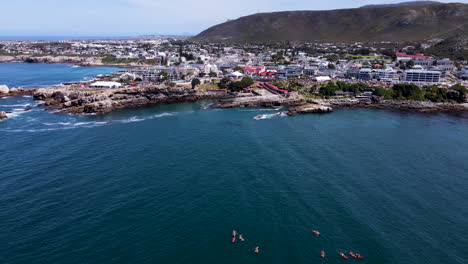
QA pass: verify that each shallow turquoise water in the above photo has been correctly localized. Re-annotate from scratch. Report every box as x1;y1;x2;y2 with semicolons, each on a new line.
1;64;468;264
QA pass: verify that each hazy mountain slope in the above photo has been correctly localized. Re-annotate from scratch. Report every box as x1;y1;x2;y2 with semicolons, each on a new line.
193;3;468;42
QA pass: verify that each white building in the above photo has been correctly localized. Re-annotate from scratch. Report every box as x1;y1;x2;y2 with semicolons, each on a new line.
314;76;332;82
403;70;442;84
89;81;122;89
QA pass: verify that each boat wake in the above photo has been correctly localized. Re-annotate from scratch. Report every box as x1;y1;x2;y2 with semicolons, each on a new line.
253;112;287;120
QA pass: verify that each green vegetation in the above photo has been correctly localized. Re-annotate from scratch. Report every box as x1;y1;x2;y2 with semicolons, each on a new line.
191;78;201;89
424;35;468;61
319;82;339;97
298;80;467;103
392;84;424;100
219;77;254;92
101;55;159;65
198;82;220;92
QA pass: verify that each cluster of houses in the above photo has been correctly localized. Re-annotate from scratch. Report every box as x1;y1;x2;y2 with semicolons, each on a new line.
1;38;466;88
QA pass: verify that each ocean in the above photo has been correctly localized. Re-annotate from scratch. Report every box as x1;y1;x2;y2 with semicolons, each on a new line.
0;63;123;88
1;63;467;264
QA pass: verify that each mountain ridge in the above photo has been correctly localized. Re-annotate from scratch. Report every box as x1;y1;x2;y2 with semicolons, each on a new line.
193;3;468;43
360;1;442;8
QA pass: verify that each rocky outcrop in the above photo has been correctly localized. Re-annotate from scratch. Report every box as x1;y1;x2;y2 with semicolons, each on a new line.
217;95;306;108
315;98;468;113
287;104;333;115
0;87;36;98
0;111;7;120
0;85;9;94
33;85;233;114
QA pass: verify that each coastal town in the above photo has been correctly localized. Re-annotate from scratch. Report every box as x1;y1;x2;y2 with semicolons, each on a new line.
1;37;467;118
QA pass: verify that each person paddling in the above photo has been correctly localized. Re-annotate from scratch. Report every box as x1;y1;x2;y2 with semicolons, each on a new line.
232;230;237;237
239;234;245;242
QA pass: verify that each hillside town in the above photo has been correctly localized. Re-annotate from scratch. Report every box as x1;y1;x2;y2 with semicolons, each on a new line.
1;38;467;102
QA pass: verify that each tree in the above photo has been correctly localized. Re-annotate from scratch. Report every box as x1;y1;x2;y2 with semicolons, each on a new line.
406;60;415;69
328;64;336;70
451;83;467;103
319;82;339;97
233;66;243;72
392;84;423;100
209;71;218;77
373;87;394;99
240;77;254;87
218;77;232;89
191;78;201;89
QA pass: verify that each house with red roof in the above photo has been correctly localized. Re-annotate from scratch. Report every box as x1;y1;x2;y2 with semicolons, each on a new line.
244;66;266;76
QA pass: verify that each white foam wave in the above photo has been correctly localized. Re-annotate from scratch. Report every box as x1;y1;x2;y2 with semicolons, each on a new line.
5;111;27;119
4;112;177;133
0;104;31;107
23;95;32;98
242;108;282;112
253;112;287;120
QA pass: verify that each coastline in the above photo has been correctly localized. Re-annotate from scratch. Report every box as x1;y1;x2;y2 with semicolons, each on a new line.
0;55;144;67
2;86;467;119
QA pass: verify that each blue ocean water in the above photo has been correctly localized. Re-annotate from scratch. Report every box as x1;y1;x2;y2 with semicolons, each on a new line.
0;63;123;88
1;64;468;264
0;36;130;41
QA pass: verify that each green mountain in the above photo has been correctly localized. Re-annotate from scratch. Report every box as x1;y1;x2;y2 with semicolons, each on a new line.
193;3;468;43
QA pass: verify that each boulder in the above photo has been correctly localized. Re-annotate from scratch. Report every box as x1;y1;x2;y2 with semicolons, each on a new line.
0;85;9;94
0;111;7;120
287;104;333;116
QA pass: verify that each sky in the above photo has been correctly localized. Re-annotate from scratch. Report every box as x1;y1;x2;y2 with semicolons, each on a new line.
0;0;465;36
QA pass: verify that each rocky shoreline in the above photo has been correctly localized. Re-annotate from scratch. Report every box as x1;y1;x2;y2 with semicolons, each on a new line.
314;98;468;113
33;86;233;114
1;84;467;120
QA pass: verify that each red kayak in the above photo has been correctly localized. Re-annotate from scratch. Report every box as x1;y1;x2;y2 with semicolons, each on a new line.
321;251;326;258
232;237;236;243
312;230;321;236
356;253;364;259
340;252;348;259
349;251;358;259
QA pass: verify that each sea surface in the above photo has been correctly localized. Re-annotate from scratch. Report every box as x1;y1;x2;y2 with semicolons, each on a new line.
1;64;468;264
0;63;122;88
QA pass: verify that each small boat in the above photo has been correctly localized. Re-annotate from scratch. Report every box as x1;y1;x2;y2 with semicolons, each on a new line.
356;253;364;259
239;235;245;242
232;230;237;237
312;230;321;236
349;251;357;258
340;252;348;259
232;237;236;243
321;250;326;258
